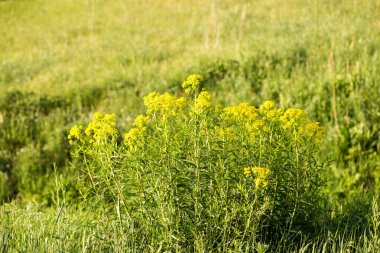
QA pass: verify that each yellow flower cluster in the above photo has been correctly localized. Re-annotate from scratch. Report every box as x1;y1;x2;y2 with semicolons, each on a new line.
222;103;258;123
259;100;283;121
123;114;150;148
68;112;118;145
182;74;203;94
279;108;307;129
68;75;323;148
123;128;143;147
264;109;284;121
85;112;118;144
133;114;150;129
219;100;319;142
246;119;269;139
192;91;211;115
143;92;187;117
259;103;323;140
300;122;323;140
244;167;252;176
244;166;271;189
259;100;276;111
220;102;273;140
68;125;84;144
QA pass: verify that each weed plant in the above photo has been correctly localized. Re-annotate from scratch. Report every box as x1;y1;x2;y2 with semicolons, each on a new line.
68;75;326;251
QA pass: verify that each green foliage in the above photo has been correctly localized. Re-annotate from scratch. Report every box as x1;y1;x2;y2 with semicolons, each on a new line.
0;84;128;203
0;172;9;203
0;200;379;252
0;91;71;203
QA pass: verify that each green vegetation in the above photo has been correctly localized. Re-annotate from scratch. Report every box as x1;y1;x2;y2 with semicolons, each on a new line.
0;0;379;252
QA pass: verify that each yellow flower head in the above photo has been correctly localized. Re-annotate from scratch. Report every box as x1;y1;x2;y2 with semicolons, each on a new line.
259;100;276;111
85;112;118;145
192;90;211;114
123;127;143;147
133;115;150;128
252;119;266;131
222;103;258;123
244;166;271;189
182;74;203;94
300;122;323;141
264;108;284;121
244;167;252;176
280;108;307;129
252;167;271;178
68;125;84;144
103;113;117;123
143;92;187;117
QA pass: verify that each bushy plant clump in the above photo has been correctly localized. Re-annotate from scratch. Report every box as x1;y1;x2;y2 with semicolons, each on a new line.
69;75;325;251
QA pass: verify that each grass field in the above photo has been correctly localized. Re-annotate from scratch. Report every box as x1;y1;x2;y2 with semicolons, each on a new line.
0;0;379;252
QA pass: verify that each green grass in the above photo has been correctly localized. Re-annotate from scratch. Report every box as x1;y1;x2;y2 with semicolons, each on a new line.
0;0;379;251
1;201;379;252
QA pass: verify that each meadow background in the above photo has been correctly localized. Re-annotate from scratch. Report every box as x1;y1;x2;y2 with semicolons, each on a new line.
0;0;379;252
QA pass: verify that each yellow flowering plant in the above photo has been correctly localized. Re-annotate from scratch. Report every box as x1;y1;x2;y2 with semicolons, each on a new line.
68;112;118;146
68;74;326;250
